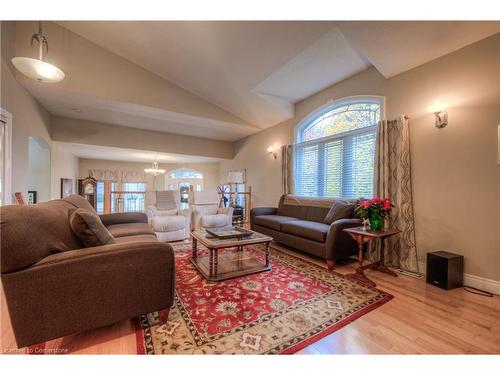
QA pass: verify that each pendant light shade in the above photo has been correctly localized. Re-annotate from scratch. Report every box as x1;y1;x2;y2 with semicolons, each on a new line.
11;21;65;83
11;57;65;83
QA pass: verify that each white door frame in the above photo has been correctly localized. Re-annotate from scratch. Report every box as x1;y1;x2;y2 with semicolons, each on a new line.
0;108;13;205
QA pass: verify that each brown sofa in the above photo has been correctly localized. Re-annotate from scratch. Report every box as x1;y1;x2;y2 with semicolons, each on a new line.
0;195;175;348
250;195;362;270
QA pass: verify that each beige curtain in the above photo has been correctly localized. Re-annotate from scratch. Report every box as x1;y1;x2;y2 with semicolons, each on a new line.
281;144;294;195
89;169;118;181
89;169;146;183
370;115;419;272
121;170;146;183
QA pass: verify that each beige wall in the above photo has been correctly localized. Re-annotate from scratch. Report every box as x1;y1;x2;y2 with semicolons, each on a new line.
78;159;221;192
221;33;500;282
50;142;79;200
51;117;234;160
27;137;51;202
1;22;80;204
1;22;52;199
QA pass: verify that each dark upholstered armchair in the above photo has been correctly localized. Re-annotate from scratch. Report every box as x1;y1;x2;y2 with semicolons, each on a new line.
0;196;175;348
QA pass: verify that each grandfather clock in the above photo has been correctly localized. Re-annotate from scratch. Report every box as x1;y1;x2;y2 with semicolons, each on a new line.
78;176;97;208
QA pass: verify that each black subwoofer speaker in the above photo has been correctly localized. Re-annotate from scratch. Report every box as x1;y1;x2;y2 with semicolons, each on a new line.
426;251;463;290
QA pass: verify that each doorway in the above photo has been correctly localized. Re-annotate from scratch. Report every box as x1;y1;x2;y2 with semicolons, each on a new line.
0;109;12;206
28;136;51;203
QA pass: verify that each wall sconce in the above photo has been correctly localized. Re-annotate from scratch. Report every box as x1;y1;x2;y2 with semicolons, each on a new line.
267;145;278;159
427;101;448;128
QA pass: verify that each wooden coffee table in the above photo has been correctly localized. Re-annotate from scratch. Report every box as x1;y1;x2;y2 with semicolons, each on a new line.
190;229;273;282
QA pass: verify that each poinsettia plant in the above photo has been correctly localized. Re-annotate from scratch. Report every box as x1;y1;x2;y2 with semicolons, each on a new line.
355;197;393;219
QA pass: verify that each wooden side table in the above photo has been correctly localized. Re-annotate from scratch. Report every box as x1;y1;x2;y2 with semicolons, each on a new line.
343;227;401;287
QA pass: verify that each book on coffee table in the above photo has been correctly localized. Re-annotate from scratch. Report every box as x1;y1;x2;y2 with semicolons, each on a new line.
205;226;254;240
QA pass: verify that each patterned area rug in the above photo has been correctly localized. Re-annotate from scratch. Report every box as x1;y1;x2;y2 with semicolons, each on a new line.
135;243;392;354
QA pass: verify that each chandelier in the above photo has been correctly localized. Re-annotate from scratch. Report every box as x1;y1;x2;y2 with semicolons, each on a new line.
144;158;166;176
11;21;65;83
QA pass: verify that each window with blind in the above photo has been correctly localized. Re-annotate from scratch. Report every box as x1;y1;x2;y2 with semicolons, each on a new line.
295;99;381;199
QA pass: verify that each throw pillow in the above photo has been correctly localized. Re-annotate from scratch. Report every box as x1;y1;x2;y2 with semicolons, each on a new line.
324;200;355;224
156;190;177;210
69;208;116;248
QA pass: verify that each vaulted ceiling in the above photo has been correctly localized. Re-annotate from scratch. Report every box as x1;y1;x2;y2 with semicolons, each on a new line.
10;21;500;144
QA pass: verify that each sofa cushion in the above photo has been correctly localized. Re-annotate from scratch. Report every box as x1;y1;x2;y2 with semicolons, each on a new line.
276;204;308;220
202;214;230;228
107;222;155;238
69;208;116;247
115;234;158;244
253;215;300;231
324;201;355;224
306;206;331;223
62;195;97;213
281;220;330;243
0;200;84;273
152;215;186;232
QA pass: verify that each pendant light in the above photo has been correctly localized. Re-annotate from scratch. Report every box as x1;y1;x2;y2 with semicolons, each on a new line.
11;21;65;83
144;158;166;176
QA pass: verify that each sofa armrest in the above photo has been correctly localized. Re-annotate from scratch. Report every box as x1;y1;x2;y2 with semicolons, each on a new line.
325;218;362;261
145;205;156;221
178;208;192;232
99;212;148;227
28;241;172;268
250;207;277;228
2;241;175;347
178;208;191;217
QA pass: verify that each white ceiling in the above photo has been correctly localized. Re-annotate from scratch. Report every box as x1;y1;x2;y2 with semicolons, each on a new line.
28;84;257;141
54;20;500;135
339;21;500;78
56;21;366;127
57;142;224;163
253;27;370;101
14;21;500;148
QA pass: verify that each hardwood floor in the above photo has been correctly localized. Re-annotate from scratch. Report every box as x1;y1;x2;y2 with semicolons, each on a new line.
1;245;499;354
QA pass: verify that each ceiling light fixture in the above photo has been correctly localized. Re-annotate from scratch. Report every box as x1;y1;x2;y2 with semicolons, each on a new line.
11;21;65;83
144;158;166;176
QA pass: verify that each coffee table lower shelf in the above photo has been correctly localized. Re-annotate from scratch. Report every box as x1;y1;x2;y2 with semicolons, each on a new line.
191;250;271;282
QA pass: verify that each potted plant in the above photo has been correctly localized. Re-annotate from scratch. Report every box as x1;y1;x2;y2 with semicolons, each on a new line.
355;197;392;231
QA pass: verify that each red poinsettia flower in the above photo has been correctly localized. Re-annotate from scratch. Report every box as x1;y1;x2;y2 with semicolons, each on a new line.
383;198;391;209
355;197;392;220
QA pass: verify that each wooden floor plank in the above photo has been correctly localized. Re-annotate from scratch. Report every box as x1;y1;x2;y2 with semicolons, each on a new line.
1;245;499;354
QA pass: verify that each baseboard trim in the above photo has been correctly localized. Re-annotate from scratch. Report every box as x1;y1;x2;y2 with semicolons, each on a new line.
463;273;500;296
418;261;500;295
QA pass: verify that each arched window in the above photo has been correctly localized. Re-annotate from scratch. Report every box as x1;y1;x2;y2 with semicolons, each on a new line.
168;169;203;179
295;97;382;198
